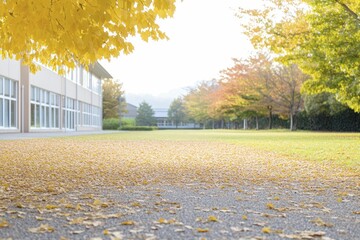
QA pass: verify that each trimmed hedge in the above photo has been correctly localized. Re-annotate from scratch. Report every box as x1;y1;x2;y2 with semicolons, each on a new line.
119;126;158;131
103;118;120;130
121;118;136;127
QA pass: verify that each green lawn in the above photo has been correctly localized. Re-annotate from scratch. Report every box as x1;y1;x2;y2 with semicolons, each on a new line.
74;129;360;171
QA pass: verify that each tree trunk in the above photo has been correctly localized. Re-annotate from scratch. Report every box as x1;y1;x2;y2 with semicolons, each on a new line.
290;113;297;131
243;119;248;130
268;107;273;129
256;116;259;130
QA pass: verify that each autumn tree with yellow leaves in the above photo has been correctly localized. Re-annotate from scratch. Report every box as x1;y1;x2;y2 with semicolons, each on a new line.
102;78;125;119
218;54;308;131
238;0;360;112
0;0;176;72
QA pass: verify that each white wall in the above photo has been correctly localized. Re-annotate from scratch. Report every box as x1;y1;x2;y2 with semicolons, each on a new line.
0;58;21;81
29;66;62;94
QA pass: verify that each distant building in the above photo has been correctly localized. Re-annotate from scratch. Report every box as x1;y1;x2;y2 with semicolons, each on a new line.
154;108;200;129
123;103;137;119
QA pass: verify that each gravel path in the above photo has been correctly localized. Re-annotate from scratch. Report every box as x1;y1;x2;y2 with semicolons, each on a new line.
1;181;359;240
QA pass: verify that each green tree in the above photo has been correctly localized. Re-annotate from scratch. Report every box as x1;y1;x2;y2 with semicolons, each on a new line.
238;0;360;112
136;101;156;126
300;1;360;112
304;93;346;117
102;79;125;119
168;97;187;128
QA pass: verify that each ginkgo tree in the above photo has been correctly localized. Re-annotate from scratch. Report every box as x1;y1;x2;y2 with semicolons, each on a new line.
238;0;360;112
102;78;125;119
0;0;176;72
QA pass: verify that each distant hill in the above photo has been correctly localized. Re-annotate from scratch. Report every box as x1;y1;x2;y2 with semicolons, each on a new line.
125;88;188;108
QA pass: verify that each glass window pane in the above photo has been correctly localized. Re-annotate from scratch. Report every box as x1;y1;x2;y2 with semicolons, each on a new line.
31;86;35;101
67;111;70;129
4;99;9;127
71;112;74;129
52;108;55;128
0;98;3;126
11;81;17;98
0;78;3;95
46;107;50;128
55;109;59;128
71;69;75;81
35;88;40;102
41;106;45;127
40;90;44;103
46;92;50;105
11;100;16;127
62;110;65;128
36;105;40;128
4;79;10;97
89;74;91;89
31;104;35;127
98;80;101;94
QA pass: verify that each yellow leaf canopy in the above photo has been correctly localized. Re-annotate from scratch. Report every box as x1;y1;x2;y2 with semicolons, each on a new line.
0;0;176;72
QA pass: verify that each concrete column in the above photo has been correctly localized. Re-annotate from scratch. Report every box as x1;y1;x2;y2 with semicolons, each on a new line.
20;63;30;133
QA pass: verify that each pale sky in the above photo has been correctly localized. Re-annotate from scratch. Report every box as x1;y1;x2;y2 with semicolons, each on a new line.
100;0;260;104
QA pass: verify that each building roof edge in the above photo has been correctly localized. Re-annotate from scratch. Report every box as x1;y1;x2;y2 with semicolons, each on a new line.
90;61;113;79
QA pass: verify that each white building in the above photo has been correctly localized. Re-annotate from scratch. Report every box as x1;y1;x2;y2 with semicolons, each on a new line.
0;58;112;133
154;108;200;129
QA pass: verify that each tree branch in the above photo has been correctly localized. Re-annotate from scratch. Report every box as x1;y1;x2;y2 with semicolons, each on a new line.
335;0;360;23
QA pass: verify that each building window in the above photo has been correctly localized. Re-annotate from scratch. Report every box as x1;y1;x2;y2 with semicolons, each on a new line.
92;75;101;94
79;103;101;127
82;69;92;90
30;86;60;129
65;66;78;83
63;97;79;130
92;106;101;127
82;102;91;126
0;76;18;129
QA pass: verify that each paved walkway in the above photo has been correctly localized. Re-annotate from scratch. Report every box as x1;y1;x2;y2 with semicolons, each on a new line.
1;183;359;240
0;130;119;140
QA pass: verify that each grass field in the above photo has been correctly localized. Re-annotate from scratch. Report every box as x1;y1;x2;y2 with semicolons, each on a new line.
1;129;359;195
74;129;360;171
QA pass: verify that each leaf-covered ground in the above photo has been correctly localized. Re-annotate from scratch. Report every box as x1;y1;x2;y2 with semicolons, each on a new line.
0;133;359;239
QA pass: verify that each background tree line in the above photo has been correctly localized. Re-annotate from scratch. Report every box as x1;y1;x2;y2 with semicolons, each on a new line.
102;78;157;129
176;0;360;131
177;52;360;131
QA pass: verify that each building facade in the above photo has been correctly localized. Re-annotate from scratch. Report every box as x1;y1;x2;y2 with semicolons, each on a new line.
123;103;138;119
154;108;200;129
0;58;111;133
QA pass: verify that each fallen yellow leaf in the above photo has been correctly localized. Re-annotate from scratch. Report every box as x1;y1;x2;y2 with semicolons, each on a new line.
197;228;209;233
0;219;9;228
121;220;135;225
262;227;272;234
45;204;58;210
266;203;275;210
207;215;218;222
28;224;55;233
